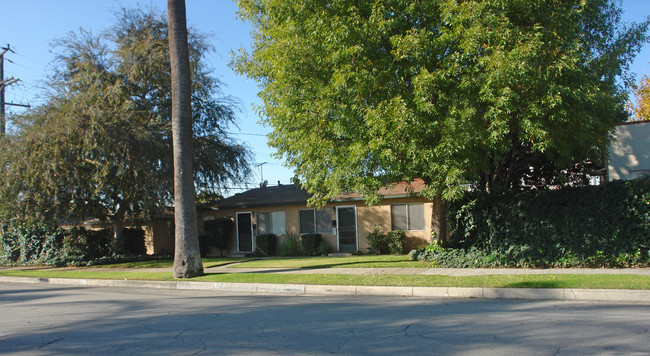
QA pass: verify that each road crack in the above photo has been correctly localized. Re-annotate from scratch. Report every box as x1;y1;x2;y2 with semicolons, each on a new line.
37;337;64;349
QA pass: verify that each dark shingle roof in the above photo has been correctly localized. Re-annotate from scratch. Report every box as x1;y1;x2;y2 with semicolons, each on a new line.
206;179;427;211
207;184;311;210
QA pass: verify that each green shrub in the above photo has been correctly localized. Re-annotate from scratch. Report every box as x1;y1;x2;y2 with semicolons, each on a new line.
386;231;405;254
367;225;388;254
300;233;322;256
278;233;301;256
317;241;331;256
446;176;650;267
123;228;146;255
202;218;234;257
62;228;112;261
256;234;277;256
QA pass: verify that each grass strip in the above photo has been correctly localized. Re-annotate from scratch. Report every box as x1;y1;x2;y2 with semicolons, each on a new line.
231;255;430;269
1;269;648;290
93;258;253;269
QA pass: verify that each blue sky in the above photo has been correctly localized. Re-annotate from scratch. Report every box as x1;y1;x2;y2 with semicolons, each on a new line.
1;0;649;195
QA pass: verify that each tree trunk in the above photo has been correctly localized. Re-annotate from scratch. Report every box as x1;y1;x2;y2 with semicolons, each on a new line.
168;0;203;278
431;194;448;244
109;204;128;253
111;218;125;254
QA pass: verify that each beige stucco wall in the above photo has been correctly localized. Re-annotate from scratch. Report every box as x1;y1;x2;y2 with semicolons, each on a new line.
346;197;433;252
608;121;650;181
200;196;433;255
144;220;173;255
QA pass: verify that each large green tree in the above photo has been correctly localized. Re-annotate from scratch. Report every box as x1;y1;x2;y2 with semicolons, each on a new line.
0;7;251;249
234;0;648;240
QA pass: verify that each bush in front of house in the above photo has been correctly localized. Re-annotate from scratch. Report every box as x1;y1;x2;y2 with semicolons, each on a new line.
300;233;322;256
317;241;331;255
278;233;301;256
202;218;234;257
367;225;388;254
256;234;277;256
386;231;405;254
433;176;650;268
367;225;405;255
123;228;146;255
61;228;113;263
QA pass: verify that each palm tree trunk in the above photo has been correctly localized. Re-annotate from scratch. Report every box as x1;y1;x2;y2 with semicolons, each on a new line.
168;0;203;278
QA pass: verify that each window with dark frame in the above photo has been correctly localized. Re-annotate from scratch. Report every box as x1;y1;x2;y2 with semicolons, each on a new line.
390;203;424;231
299;209;332;234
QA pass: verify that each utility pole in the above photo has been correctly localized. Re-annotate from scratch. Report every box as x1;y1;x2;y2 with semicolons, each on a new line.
1;44;29;136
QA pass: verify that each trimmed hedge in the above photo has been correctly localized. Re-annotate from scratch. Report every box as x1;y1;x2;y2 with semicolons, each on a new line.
443;176;649;267
256;234;277;256
123;228;146;255
300;233;322;256
201;218;234;257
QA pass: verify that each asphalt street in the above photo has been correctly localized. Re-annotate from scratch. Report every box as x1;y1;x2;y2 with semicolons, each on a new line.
1;282;648;355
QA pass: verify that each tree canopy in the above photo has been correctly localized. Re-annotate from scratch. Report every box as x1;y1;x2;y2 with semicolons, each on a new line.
629;74;650;121
0;7;251;242
233;0;648;205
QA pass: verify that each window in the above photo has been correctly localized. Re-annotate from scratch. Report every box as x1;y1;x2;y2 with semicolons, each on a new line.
257;211;286;235
391;204;424;231
299;209;332;234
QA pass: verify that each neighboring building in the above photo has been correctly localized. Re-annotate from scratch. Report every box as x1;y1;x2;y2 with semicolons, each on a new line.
608;120;650;181
199;180;435;255
74;215;174;256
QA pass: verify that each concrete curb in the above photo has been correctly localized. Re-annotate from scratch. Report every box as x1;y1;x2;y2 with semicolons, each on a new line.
2;276;649;302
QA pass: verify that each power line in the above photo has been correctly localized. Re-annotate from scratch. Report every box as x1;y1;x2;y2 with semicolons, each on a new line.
9;47;49;67
225;131;268;137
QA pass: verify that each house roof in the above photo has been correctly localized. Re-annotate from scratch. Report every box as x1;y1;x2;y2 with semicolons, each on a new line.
205;184;312;210
333;179;426;201
206;179;427;210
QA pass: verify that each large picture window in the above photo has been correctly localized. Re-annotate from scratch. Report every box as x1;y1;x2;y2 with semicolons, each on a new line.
257;211;286;235
391;204;424;231
299;209;332;234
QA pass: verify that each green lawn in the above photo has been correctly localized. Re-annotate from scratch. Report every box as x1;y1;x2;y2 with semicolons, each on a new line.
231;255;430;268
94;257;253;269
94;255;430;269
0;269;648;290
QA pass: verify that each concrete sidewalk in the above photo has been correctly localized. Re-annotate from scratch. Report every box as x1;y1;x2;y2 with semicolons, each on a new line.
1;265;648;302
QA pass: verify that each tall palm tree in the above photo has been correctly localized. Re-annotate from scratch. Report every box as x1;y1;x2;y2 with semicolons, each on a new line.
168;0;203;278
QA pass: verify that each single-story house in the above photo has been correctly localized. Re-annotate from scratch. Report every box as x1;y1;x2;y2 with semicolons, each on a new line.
72;215;174;256
608;120;650;181
198;180;435;255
